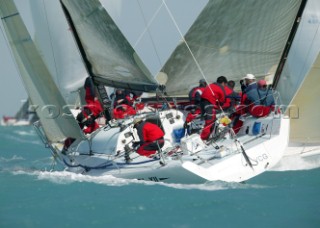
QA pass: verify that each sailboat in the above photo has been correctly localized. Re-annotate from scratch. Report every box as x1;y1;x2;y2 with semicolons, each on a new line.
0;0;307;183
0;99;38;126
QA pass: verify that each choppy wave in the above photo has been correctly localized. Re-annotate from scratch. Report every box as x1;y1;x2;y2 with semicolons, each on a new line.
13;129;36;136
0;155;25;162
3;134;42;145
0;126;41;145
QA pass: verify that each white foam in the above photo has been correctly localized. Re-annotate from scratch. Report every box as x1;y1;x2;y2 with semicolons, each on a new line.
0;155;25;162
271;153;320;171
14;130;35;136
9;169;266;191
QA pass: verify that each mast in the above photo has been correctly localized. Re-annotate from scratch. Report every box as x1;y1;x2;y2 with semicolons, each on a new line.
272;0;308;88
59;0;94;78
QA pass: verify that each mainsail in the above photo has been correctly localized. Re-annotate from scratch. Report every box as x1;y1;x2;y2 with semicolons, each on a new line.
160;0;304;95
14;99;30;121
60;0;158;92
0;0;84;142
14;99;39;124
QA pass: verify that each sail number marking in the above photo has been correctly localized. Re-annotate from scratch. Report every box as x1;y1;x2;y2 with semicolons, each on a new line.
256;153;268;162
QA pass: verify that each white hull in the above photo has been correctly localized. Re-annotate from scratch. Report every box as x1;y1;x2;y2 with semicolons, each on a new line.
1;118;31;126
182;117;289;182
54;110;289;184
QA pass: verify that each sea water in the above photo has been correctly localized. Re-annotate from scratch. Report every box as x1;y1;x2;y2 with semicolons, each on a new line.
1;126;320;228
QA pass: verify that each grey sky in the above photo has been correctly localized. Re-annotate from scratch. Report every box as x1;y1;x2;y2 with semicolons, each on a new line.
0;0;207;117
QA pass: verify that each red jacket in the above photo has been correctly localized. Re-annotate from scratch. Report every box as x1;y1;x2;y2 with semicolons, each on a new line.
201;83;225;106
186;109;201;123
136;122;164;143
85;87;94;104
189;86;206;104
86;99;103;117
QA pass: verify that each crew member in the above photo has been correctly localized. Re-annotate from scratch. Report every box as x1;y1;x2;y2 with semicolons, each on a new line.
184;108;202;135
237;73;258;114
226;80;241;110
83;76;103;119
84;77;95;104
200;76;228;140
113;89;136;119
247;79;275;117
188;79;207;105
132;118;165;157
77;106;99;134
184;79;207;134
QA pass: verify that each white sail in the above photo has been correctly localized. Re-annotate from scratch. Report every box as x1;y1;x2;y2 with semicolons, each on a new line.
289;53;320;143
273;0;320;143
160;0;303;95
60;0;158;92
0;0;84;142
29;0;88;105
276;0;320;107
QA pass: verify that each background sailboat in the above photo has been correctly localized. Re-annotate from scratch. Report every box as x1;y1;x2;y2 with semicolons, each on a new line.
0;0;84;143
13;99;38;126
1;99;37;126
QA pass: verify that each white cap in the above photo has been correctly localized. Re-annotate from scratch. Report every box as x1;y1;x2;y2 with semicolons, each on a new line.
243;74;256;80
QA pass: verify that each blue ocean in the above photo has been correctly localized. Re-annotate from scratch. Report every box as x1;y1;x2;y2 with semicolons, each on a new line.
1;126;320;228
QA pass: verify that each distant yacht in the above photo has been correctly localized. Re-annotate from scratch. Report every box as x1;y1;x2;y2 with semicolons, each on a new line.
1;99;38;126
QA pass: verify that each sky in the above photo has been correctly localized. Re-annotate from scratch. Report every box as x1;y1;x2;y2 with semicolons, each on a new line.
0;0;207;117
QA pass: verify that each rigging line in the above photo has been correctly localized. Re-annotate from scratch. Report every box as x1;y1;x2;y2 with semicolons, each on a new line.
136;0;163;68
161;0;207;82
161;0;227;116
41;0;60;88
134;0;163;48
